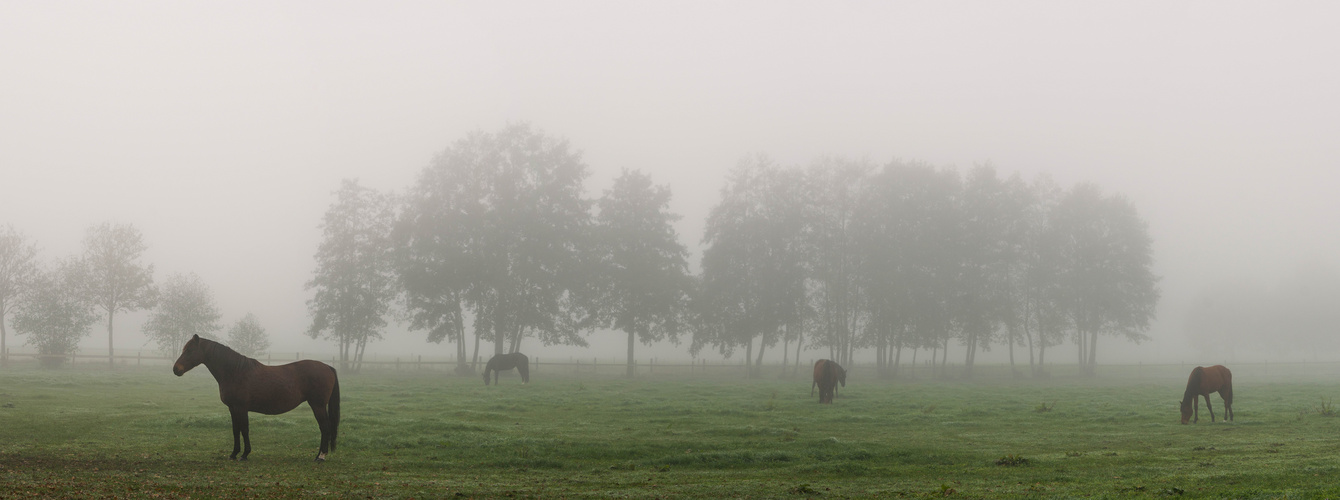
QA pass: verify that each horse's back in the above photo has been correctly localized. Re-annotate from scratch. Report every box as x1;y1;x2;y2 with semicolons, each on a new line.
1199;365;1231;392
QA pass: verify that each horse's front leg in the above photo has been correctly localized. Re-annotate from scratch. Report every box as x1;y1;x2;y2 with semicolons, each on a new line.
228;407;247;460
1193;396;1200;423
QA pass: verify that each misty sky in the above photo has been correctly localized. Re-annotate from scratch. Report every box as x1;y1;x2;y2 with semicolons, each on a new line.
3;2;1338;363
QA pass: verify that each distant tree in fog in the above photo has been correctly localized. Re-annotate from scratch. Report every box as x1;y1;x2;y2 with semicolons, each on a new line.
695;157;809;378
307;179;398;372
854;161;963;378
143;272;221;356
1016;175;1070;376
397;124;593;370
804;158;871;371
0;225;39;367
81;222;158;367
227;313;270;357
13;259;98;367
592;169;692;377
1050;184;1159;376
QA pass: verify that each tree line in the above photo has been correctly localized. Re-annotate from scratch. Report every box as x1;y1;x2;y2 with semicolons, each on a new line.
0;124;1158;376
0;223;270;367
307;124;1160;377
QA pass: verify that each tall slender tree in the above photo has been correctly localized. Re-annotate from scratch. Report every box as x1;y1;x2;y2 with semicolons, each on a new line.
593;169;692;377
81;222;157;367
0;225;39;367
308;179;398;372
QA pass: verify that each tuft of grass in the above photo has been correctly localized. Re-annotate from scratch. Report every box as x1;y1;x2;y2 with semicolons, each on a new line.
1035;401;1055;413
995;454;1030;466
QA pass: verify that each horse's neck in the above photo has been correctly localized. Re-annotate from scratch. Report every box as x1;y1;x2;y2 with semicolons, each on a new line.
1183;370;1203;400
202;344;255;383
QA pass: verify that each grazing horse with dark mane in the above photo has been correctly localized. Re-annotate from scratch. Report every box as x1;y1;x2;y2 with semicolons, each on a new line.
173;335;340;461
1181;365;1233;424
811;359;847;404
483;352;530;386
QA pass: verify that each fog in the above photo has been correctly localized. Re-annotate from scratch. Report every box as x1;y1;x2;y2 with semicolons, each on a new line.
3;2;1339;366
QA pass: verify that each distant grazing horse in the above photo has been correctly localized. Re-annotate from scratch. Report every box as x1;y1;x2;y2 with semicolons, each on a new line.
173;335;340;461
811;359;847;404
1181;365;1233;424
484;352;530;386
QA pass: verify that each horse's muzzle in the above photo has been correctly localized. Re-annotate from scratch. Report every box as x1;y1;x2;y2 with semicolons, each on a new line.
173;364;185;376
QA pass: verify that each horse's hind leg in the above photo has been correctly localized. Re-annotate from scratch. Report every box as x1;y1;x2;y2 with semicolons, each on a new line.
309;400;331;462
1222;389;1234;422
1204;395;1216;422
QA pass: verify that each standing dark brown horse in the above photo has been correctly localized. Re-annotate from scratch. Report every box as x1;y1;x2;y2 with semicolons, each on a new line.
483;352;530;386
173;335;340;461
811;359;847;404
1181;365;1233;424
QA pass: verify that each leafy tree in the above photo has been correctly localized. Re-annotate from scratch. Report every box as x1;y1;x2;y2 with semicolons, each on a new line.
1051;184;1159;375
593;169;692;377
308;179;398;372
227;313;270;357
805;158;871;369
0;225;39;367
397;124;594;367
13;259;99;367
855;161;962;378
696;157;809;377
82;222;158;367
142;272;221;356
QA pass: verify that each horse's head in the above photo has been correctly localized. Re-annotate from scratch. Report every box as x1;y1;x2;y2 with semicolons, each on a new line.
482;370;491;386
173;334;206;376
1179;399;1193;424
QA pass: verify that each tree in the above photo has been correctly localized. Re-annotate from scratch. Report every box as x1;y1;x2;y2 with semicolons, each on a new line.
805;158;872;370
13;259;99;367
593;169;692;377
696;157;809;377
227;313;270;357
82;222;158;367
308;179;398;372
0;225;39;367
397;124;594;369
142;272;222;356
1051;184;1160;375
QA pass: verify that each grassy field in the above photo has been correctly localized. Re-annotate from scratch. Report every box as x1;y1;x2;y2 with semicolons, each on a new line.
4;362;1340;498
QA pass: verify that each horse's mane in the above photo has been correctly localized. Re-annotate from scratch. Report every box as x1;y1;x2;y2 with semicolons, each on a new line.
1182;366;1204;402
199;337;258;372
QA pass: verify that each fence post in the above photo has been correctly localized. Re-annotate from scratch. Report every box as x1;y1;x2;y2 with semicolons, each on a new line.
418;355;422;371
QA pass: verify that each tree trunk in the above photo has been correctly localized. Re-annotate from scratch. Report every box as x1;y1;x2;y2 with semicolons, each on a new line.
625;329;636;378
744;336;754;378
754;337;767;378
1087;329;1099;376
471;328;482;372
107;311;115;368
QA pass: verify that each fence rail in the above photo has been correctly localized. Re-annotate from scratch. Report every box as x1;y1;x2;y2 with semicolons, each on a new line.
7;348;1340;381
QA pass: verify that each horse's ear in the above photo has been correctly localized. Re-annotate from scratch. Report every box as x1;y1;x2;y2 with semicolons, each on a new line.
192;334;199;339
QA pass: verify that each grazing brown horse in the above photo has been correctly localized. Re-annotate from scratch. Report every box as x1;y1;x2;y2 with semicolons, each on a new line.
1180;365;1233;424
173;335;340;461
811;359;847;404
483;352;530;386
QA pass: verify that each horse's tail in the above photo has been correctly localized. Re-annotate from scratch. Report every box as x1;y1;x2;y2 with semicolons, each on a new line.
329;370;341;452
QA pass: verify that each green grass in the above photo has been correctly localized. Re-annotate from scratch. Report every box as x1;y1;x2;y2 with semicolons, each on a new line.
5;364;1340;498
